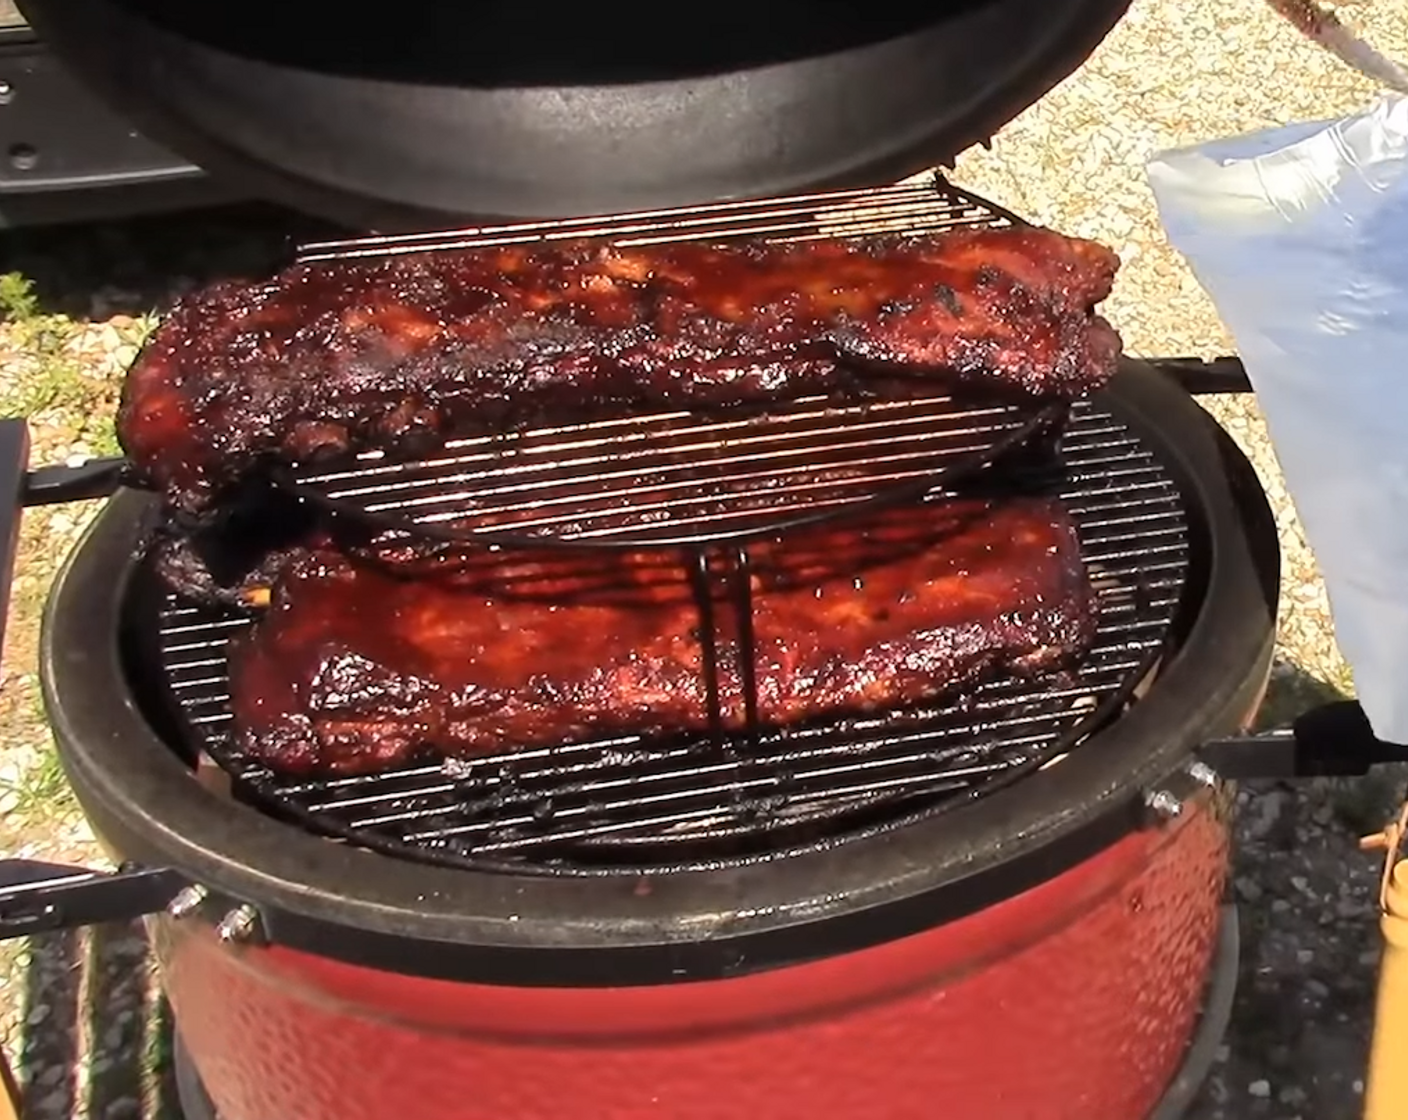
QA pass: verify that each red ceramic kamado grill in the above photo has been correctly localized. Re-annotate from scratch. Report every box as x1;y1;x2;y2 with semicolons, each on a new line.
2;4;1407;1120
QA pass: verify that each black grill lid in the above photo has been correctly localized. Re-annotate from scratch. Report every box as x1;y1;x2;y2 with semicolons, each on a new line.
17;0;1130;227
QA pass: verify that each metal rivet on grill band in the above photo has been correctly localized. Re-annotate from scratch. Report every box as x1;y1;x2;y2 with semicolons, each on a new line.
1143;789;1183;819
1186;761;1220;788
166;884;208;920
215;904;262;945
7;143;36;171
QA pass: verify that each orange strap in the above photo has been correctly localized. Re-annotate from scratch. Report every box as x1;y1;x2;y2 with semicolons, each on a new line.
1360;801;1408;914
0;1049;22;1120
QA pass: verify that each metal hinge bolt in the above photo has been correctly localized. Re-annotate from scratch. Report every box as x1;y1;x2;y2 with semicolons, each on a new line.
1187;761;1220;788
167;884;208;920
1144;789;1184;820
215;905;262;945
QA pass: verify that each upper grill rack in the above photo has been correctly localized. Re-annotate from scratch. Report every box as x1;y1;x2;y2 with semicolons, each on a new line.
295;176;1022;261
280;176;1051;551
154;398;1192;877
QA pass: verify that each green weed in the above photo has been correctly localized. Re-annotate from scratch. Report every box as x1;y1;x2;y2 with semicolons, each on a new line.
0;273;38;323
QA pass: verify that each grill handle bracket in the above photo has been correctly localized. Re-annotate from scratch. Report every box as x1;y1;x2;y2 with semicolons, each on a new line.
0;416;128;651
1198;700;1408;780
24;455;129;506
0;861;187;940
1148;356;1253;395
0;419;29;657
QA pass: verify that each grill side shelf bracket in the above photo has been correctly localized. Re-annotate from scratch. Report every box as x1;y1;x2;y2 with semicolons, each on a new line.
24;454;128;505
0;418;29;656
1147;356;1253;396
0;862;187;940
1196;700;1408;781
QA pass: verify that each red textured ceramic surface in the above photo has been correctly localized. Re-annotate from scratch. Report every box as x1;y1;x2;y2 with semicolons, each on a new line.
154;799;1229;1120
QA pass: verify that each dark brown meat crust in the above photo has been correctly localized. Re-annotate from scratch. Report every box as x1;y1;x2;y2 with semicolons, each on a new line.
152;533;301;611
227;497;1097;777
119;226;1122;515
148;494;319;609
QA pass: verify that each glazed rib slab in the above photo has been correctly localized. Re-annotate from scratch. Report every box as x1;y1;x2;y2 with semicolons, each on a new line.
226;497;1097;777
118;226;1122;515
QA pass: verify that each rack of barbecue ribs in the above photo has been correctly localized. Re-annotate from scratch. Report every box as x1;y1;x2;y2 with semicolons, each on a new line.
225;496;1097;776
117;226;1122;515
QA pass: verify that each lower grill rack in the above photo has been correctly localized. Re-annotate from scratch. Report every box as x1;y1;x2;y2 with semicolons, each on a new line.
152;397;1191;876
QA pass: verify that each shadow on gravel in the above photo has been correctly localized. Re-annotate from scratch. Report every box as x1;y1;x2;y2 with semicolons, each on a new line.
1189;657;1406;1120
17;929;80;1120
17;922;180;1120
1;203;346;322
1253;660;1350;734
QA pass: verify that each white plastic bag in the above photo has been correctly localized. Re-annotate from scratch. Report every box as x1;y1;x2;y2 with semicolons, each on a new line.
1147;94;1408;744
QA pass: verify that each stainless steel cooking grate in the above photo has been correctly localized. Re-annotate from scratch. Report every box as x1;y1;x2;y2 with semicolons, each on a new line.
294;177;1022;261
154;398;1191;876
279;176;1055;549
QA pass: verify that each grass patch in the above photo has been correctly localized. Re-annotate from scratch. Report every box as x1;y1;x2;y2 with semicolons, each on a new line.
0;272;38;322
0;683;80;832
0;717;73;822
0;271;151;461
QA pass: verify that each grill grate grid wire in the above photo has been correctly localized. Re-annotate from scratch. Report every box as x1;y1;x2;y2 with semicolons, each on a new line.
281;177;1056;550
148;179;1185;877
294;177;1023;262
156;398;1190;876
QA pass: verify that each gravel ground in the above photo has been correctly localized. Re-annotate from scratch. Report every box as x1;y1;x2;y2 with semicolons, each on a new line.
1;1;1407;1117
